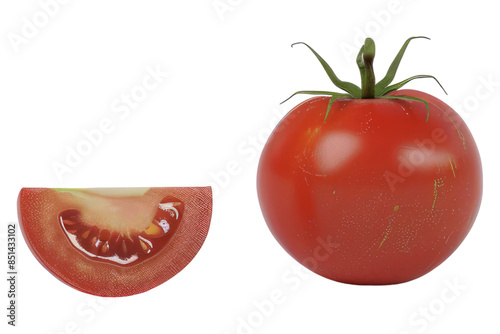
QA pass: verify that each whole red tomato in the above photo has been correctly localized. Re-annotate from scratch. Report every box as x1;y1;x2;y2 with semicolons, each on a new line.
257;37;482;285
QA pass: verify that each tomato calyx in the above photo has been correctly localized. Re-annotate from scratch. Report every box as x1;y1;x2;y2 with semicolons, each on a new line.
283;36;447;121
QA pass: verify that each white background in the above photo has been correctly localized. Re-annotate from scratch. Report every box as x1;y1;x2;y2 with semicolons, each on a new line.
1;0;499;333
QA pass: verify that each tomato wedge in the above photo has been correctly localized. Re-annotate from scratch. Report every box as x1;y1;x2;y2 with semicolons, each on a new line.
18;187;212;296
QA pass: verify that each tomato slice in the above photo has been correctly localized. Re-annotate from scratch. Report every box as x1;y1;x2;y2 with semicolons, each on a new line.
18;187;212;297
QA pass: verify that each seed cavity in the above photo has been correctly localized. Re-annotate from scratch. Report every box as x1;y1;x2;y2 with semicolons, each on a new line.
59;195;184;266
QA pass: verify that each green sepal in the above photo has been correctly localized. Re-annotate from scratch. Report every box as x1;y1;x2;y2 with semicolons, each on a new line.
292;42;361;98
381;95;431;122
281;90;343;104
374;36;430;93
379;74;447;96
285;36;447;124
324;93;351;121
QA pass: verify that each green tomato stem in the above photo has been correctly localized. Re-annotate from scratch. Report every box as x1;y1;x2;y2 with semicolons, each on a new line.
359;38;376;99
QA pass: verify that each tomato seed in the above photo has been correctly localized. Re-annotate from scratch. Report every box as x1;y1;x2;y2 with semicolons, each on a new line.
89;237;99;255
144;222;163;238
139;239;149;252
101;242;109;254
63;219;76;226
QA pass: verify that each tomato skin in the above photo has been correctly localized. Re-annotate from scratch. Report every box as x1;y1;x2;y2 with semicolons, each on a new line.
257;89;482;285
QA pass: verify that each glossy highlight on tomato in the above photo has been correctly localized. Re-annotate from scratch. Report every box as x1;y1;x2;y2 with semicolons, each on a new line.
257;37;482;285
18;187;212;296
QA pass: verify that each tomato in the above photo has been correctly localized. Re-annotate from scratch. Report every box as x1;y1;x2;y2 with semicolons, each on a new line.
18;187;212;296
257;37;482;284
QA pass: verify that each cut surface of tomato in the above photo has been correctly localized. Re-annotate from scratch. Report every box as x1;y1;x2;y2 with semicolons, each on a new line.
18;187;212;296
